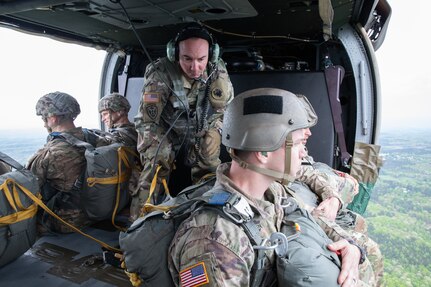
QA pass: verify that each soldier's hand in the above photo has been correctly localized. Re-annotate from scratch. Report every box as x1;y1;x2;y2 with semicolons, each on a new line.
335;170;359;195
315;197;340;220
327;239;360;287
201;129;221;158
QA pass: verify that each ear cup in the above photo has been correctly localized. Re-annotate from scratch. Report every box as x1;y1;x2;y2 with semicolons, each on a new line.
210;43;220;64
166;24;219;63
166;39;176;62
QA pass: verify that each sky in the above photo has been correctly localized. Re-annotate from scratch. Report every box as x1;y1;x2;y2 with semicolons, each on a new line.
375;0;431;131
0;0;430;134
0;28;106;134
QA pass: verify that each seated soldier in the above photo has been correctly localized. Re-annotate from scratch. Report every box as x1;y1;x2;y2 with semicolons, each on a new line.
27;91;107;234
98;93;141;221
292;127;383;286
99;92;138;147
168;88;369;287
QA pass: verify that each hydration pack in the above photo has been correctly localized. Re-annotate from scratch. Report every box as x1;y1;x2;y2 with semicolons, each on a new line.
0;151;40;267
53;130;136;221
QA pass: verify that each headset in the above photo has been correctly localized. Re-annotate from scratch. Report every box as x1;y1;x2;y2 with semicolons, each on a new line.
166;23;220;64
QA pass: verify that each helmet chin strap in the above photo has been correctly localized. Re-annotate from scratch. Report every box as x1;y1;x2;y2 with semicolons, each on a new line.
229;134;296;184
281;134;295;185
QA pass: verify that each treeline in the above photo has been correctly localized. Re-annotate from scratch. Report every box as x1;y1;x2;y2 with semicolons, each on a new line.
364;130;431;286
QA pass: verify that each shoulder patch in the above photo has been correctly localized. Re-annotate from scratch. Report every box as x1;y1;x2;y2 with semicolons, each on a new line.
145;104;158;121
179;262;209;287
143;92;160;103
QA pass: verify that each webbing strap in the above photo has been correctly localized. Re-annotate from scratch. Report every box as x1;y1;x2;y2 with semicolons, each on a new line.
204;192;271;287
319;0;334;41
111;146;137;231
229;147;295;184
143;165;172;213
13;178;121;253
324;65;351;167
51;132;95;150
242;220;270;287
0;178;39;225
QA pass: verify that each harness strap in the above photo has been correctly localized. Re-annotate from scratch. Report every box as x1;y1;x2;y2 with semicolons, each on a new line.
199;190;274;287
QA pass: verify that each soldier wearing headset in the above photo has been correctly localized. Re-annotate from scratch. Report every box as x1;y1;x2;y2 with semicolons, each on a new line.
134;23;234;217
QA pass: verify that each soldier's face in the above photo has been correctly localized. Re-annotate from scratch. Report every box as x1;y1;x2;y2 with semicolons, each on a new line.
303;128;312;144
272;129;307;177
290;129;308;176
178;38;209;80
100;110;120;129
42;115;55;133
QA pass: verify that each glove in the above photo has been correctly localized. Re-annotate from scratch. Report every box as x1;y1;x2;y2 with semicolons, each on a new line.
200;129;221;159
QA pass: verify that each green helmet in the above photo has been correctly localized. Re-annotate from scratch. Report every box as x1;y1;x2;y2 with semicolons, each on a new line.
222;88;313;151
98;93;131;113
36;91;80;119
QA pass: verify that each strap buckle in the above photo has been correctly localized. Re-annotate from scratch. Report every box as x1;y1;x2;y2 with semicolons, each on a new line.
222;194;254;224
253;232;289;257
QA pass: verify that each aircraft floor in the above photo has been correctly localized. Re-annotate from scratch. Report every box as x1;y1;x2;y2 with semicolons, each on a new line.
0;223;131;286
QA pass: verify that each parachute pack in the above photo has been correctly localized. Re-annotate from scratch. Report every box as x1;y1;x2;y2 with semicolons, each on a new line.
119;177;342;287
52;130;136;222
0;151;40;267
119;178;273;287
277;196;341;287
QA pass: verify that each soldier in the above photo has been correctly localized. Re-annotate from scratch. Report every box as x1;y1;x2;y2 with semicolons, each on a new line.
99;92;138;147
135;23;234;211
296;127;358;220
293;127;384;286
168;88;365;287
98;92;141;221
27;91;102;233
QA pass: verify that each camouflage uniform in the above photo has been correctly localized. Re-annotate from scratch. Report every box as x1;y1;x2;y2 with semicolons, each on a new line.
99;93;141;221
28;127;91;233
135;57;233;209
28;91;109;233
169;163;374;286
168;163;283;286
297;154;359;207
292;154;383;286
107;123;138;147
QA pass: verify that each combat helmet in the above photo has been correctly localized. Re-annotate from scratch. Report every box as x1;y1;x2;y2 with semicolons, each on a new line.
98;93;131;113
222;88;314;184
36;91;80;120
296;93;318;127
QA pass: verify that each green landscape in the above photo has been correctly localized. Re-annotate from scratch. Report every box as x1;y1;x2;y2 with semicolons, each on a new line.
365;129;431;287
0;128;430;286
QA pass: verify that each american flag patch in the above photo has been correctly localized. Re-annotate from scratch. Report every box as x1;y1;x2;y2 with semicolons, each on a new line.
179;262;209;287
143;92;160;103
